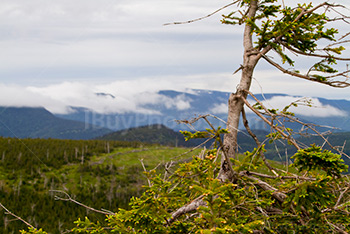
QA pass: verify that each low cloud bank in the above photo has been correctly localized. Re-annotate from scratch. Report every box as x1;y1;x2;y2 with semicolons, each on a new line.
210;95;347;117
0;81;192;114
0;82;347;118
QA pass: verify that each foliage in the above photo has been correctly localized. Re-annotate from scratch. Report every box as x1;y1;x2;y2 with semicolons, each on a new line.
292;145;348;177
68;139;350;233
20;227;48;234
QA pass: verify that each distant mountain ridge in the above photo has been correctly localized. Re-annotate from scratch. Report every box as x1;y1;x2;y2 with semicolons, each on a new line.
0;106;111;139
58;89;350;132
0;89;349;140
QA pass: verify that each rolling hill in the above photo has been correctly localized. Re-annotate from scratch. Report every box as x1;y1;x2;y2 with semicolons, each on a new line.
0;107;111;139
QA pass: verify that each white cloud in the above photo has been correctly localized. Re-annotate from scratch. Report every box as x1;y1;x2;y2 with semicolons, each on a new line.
163;94;192;110
0;84;71;113
0;78;348;119
209;95;347;118
3;79;192;114
210;103;228;114
258;96;347;117
0;0;349;103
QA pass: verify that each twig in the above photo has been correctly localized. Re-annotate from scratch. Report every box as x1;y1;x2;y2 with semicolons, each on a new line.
170;136;215;161
239;94;300;150
163;1;239;26
140;159;152;187
241;107;278;175
0;202;36;229
50;190;114;216
243;171;315;181
262;54;350;88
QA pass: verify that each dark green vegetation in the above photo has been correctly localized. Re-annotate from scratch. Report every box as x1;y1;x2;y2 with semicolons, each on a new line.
67;129;350;233
0;107;111;139
0;137;199;233
97;124;208;147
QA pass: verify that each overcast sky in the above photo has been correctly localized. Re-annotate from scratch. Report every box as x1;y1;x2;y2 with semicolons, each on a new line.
0;0;349;114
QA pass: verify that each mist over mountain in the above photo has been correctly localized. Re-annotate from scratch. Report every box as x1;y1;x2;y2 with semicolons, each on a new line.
57;89;350;132
0;89;349;140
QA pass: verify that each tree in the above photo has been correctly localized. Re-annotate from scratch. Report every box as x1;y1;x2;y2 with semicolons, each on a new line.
18;0;350;233
220;0;350;182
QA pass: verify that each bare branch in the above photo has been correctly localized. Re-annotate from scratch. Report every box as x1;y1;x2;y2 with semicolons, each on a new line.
240;172;287;203
325;217;349;234
0;202;36;229
239;93;300;150
243;171;316;181
262;54;350;88
241;107;278;175
171;136;215;161
166;195;206;225
140;159;152;187
339;32;350;41
50;190;114;216
163;1;240;26
280;114;350;160
281;42;350;61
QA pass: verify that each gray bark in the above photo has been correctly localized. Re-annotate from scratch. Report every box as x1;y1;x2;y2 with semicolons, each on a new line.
223;1;259;161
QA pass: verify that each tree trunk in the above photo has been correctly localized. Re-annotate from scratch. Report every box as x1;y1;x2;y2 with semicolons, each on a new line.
222;1;259;166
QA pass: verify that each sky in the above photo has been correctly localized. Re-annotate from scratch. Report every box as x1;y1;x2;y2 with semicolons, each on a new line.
0;0;349;114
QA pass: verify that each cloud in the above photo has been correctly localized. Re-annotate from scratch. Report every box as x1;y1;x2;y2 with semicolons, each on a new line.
0;79;192;114
0;84;71;113
209;95;347;118
210;103;228;114
163;94;192;110
0;0;349;104
256;96;347;117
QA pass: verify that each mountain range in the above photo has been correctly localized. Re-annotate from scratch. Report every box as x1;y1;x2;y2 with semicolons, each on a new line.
57;90;350;132
0;89;349;140
0;106;111;139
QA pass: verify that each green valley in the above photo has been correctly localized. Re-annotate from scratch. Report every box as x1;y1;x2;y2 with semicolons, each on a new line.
0;137;200;233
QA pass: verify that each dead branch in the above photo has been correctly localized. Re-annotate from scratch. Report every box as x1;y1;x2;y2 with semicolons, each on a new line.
244;90;350;159
140;159;152;187
163;1;240;26
239;94;300;150
325;217;349;234
0;202;36;229
241;107;278;175
243;171;316;181
170;136;215;161
281;42;350;61
240;172;287;203
262;54;350;88
166;195;206;225
50;190;114;216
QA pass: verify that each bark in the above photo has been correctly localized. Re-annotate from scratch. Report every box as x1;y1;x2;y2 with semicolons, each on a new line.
223;1;259;161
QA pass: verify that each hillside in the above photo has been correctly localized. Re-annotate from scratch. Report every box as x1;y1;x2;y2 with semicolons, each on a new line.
97;124;208;147
0;137;199;233
0;107;112;139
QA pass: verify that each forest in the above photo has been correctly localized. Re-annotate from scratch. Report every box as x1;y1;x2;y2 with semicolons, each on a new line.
0;137;199;233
